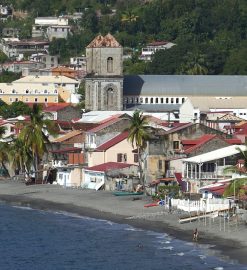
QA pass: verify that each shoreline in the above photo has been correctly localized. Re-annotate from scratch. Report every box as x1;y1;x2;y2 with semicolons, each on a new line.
0;181;246;265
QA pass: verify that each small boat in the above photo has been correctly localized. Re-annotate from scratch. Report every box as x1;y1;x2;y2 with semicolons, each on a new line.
113;191;144;196
144;203;159;208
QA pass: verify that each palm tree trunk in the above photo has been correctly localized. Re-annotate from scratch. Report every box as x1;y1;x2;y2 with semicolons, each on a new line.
138;147;145;192
1;162;10;177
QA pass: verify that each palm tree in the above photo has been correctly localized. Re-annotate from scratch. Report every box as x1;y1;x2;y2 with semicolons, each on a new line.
0;141;10;177
0;126;10;177
127;110;150;190
9;138;33;180
18;104;57;183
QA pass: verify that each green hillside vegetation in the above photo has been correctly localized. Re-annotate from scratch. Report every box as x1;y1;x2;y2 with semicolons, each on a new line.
1;0;247;74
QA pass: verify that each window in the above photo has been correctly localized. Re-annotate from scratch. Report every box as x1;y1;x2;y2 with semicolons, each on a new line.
25;98;29;102
182;98;185;103
176;98;179;104
45;98;48;102
54;89;57;94
35;98;38;102
26;89;29;94
140;97;143;103
171;98;174;104
117;153;127;162
150;98;153;104
44;89;48;94
145;98;148;103
117;153;122;162
158;160;163;170
155;98;159;103
134;154;138;163
9;98;13;102
173;141;180;150
35;89;38;94
0;89;2;93
12;89;16;94
160;98;164;104
107;57;113;73
166;98;169;103
15;98;18;102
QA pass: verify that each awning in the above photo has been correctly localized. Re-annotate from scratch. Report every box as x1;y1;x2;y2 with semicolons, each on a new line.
183;145;246;164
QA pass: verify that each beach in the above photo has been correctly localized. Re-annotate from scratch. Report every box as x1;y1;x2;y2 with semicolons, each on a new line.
0;180;246;265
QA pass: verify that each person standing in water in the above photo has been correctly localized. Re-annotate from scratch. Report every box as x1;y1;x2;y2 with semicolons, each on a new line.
193;228;199;241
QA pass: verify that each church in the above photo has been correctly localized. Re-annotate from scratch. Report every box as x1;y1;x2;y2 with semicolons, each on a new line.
85;34;247;112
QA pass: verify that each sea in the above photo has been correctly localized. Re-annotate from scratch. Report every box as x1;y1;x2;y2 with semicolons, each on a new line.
0;203;246;270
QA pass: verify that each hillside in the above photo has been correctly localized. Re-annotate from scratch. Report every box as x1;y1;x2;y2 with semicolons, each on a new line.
1;0;247;75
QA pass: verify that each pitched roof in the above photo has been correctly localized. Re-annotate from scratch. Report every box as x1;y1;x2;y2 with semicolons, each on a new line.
96;131;129;151
87;117;122;133
14;75;78;84
87;33;121;48
183;144;246;164
123;75;247;96
43;103;71;112
51;130;83;143
182;134;217;154
85;162;136;172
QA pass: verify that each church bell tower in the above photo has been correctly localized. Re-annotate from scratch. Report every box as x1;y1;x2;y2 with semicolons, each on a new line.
85;33;123;111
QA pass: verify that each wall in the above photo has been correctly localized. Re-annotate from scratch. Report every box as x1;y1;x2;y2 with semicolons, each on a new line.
88;138;137;167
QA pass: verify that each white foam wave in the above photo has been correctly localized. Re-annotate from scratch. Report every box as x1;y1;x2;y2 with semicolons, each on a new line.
198;255;207;260
173;252;184;256
12;205;33;211
213;267;224;270
124;227;143;232
159;246;174;250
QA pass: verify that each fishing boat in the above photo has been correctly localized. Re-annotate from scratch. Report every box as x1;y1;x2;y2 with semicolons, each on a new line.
113;191;144;196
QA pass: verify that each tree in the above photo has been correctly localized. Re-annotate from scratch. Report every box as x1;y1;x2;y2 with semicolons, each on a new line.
9;138;33;179
127;110;150;190
19;104;57;183
0;126;10;177
223;178;247;199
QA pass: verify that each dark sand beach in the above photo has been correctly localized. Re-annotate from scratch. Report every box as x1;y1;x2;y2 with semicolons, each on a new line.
0;180;246;265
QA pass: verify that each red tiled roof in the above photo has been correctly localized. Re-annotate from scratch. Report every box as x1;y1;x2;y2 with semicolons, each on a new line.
165;123;194;134
225;138;242;144
43;103;71;112
148;41;169;46
96;131;129;151
183;134;217;154
85;162;136;172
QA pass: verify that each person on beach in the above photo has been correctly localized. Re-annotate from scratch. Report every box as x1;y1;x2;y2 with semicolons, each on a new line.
193;228;198;241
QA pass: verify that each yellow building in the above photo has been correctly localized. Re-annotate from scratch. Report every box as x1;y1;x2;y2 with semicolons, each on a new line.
0;83;58;104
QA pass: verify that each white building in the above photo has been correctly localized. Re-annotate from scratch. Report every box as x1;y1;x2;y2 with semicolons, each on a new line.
179;97;247;123
140;41;176;61
32;16;71;40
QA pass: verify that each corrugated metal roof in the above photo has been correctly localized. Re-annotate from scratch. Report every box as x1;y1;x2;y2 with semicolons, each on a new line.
123;75;247;96
183;144;246;163
125;104;180;112
52;130;83;143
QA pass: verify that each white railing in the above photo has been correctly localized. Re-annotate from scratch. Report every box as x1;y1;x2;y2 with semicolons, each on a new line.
171;198;230;213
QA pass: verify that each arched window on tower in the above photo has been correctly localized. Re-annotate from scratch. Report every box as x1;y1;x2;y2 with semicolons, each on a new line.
107;57;113;73
107;88;114;110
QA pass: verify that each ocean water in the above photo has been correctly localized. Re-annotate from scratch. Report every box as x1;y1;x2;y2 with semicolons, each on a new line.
0;203;246;270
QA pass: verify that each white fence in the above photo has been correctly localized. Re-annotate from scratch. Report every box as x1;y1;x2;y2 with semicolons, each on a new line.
171;198;230;213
